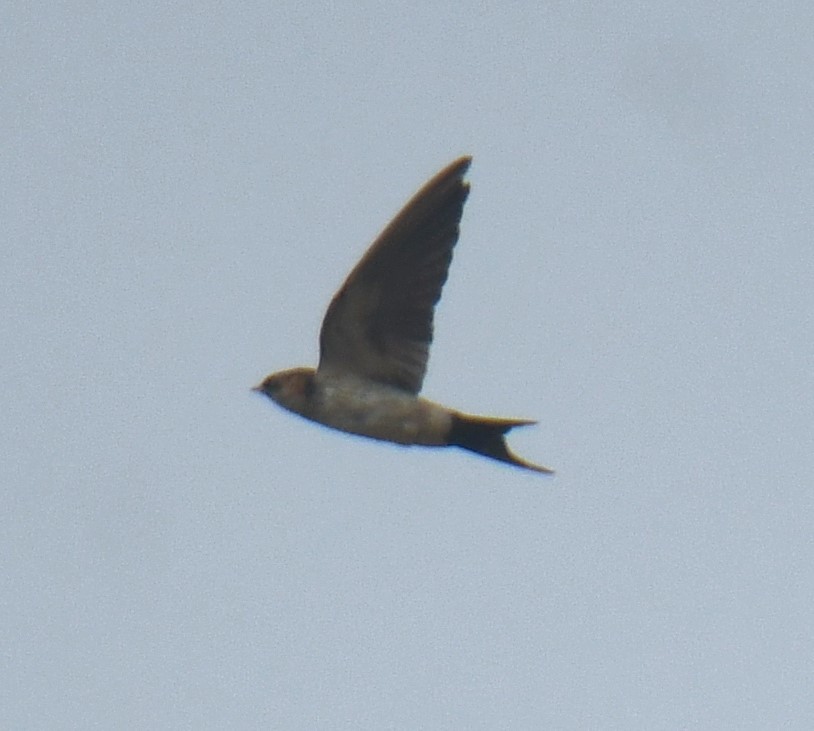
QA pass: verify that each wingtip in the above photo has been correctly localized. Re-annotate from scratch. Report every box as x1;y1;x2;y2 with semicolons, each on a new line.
438;155;472;179
454;155;473;175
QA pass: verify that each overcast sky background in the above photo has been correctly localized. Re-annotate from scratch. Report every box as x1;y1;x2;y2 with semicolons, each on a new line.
4;2;813;728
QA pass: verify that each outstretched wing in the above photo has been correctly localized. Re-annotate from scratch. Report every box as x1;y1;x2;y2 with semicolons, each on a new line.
317;157;471;394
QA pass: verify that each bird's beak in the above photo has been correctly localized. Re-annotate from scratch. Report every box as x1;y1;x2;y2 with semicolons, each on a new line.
251;384;263;394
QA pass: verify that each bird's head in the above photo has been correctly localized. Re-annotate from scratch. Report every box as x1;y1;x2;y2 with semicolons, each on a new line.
252;367;316;415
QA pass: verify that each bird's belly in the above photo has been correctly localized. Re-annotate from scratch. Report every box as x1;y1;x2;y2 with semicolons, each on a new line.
314;381;450;446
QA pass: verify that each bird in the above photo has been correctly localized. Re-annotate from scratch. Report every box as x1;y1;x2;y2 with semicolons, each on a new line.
253;156;553;474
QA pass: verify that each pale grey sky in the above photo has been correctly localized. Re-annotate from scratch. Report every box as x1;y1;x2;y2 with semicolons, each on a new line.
4;2;813;728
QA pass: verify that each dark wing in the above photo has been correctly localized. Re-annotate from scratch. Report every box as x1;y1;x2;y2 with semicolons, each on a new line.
317;156;471;394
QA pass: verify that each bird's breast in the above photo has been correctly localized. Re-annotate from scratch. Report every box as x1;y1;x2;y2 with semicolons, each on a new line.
308;375;451;446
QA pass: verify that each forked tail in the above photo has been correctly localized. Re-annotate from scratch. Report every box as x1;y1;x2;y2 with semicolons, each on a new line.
447;413;554;474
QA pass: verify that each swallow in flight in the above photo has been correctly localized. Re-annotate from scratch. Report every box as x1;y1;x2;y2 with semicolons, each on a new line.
254;157;553;473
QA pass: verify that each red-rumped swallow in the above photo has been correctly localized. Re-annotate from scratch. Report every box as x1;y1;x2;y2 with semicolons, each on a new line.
254;157;553;473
